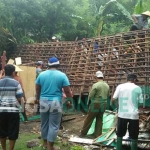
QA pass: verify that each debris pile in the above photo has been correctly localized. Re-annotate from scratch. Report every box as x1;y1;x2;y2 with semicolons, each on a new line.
69;110;150;149
139;112;150;132
26;139;40;148
11;29;150;96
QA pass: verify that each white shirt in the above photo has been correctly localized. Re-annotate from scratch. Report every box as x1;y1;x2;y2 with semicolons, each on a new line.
113;82;143;120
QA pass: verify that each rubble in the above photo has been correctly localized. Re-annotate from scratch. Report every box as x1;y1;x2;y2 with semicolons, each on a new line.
68;110;150;149
83;145;100;150
139;112;150;132
26;139;40;148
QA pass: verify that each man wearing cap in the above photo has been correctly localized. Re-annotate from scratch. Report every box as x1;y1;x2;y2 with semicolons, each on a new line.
112;74;143;150
52;36;59;42
80;71;110;138
35;57;72;150
130;11;150;31
36;61;43;78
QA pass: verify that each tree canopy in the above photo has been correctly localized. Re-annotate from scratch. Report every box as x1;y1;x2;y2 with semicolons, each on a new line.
0;0;149;55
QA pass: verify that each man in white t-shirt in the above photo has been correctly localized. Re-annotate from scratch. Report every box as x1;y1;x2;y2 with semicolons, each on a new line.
112;74;143;150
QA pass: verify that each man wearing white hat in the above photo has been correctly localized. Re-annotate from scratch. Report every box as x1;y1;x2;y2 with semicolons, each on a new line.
130;11;150;31
52;36;59;42
80;71;110;138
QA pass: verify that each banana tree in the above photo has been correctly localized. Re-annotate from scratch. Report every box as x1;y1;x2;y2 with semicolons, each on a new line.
0;27;17;55
91;0;133;36
134;0;144;14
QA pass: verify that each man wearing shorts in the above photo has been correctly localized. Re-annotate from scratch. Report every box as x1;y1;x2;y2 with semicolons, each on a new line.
0;65;23;150
36;57;72;150
112;74;143;150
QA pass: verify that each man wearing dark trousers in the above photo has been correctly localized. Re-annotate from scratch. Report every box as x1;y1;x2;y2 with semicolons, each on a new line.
112;74;143;150
80;71;110;138
0;65;23;150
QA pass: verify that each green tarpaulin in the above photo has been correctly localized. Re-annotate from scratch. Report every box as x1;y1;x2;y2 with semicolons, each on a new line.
87;111;117;146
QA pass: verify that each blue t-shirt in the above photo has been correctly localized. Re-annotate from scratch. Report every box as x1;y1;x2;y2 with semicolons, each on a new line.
36;70;70;101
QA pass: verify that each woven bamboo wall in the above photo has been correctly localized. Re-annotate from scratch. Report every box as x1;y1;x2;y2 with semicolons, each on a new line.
11;29;150;95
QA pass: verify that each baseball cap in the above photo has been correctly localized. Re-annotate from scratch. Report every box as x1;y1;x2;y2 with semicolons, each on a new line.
48;57;60;66
127;74;139;82
96;71;104;78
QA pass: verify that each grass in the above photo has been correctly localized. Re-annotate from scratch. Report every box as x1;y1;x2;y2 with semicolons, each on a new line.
0;133;85;150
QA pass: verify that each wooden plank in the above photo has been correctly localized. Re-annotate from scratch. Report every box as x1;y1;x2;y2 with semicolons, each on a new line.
18;66;36;103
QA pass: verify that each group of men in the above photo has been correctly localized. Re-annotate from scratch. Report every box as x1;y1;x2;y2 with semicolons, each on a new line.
0;59;144;150
79;71;143;150
0;57;73;150
0;10;148;150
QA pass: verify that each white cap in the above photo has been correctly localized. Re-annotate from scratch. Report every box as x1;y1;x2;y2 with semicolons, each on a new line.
37;61;43;65
52;36;56;40
96;71;103;78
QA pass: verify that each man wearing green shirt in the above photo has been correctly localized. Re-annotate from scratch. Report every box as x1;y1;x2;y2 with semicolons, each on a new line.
80;71;110;138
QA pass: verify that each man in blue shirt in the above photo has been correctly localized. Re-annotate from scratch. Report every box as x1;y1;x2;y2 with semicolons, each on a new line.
36;57;72;150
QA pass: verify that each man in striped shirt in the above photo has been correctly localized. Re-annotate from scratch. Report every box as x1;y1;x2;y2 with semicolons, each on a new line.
0;64;23;150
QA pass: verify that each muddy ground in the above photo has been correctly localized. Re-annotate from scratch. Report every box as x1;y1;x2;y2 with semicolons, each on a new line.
20;112;146;150
20;112;85;135
20;112;115;150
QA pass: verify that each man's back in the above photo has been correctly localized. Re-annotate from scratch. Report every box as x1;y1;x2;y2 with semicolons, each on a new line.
89;81;109;103
0;76;23;112
113;82;143;119
36;70;70;101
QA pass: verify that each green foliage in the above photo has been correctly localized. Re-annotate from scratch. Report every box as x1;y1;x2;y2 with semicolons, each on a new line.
71;145;85;150
134;0;144;14
0;0;149;56
91;0;134;36
2;133;41;150
0;132;85;150
134;0;150;14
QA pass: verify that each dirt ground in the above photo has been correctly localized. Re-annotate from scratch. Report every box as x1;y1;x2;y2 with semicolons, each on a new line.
20;112;115;150
20;112;85;135
20;112;148;150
